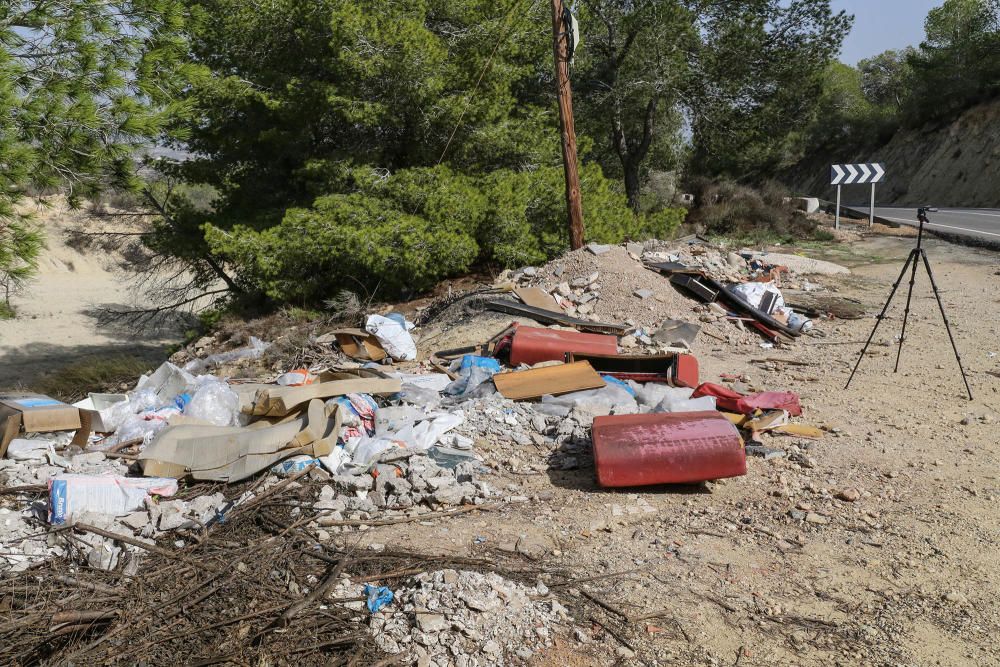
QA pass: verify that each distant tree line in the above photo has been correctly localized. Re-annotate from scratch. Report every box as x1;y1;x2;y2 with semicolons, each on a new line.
799;0;1000;158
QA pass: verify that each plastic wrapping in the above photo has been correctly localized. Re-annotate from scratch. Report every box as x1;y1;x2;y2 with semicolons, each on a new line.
730;281;812;332
271;455;320;477
654;394;717;413
326;394;378;443
184;336;271;373
5;438;53;461
114;407;180;446
48;474;179;524
539;383;639;417
399;384;443;409
185;379;241;426
444;355;501;397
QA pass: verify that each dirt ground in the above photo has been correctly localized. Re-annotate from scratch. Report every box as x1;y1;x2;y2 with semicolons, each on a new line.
0;199;186;387
364;229;1000;666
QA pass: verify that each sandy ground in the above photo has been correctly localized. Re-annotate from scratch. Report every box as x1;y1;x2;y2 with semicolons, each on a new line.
0;200;187;388
364;230;1000;666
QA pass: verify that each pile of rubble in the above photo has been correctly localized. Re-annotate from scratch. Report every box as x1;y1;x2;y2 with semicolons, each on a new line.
359;569;567;666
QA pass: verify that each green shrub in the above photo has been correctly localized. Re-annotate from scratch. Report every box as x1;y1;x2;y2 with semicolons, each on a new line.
686;178;817;244
206;192;480;302
205;163;686;303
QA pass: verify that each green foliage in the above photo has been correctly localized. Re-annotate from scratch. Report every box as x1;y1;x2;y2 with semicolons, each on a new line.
905;0;1000;125
687;0;853;177
0;0;190;299
795;0;1000;168
204;164;678;303
574;1;694;210
204;189;482;303
686;179;818;245
0;302;15;320
0;216;44;306
859;49;915;111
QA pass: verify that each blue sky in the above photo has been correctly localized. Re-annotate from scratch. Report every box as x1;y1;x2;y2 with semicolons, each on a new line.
833;0;943;64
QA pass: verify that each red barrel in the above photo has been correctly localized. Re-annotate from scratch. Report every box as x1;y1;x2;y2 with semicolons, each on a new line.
509;326;618;366
592;412;746;487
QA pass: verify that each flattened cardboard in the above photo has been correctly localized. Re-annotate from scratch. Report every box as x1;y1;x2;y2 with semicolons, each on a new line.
330;329;388;362
249;377;401;417
493;361;605;401
514;287;564;313
0;393;90;458
140;399;341;482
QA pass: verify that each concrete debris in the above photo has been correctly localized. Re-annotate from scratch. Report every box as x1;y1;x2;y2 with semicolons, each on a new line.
359;569;565;665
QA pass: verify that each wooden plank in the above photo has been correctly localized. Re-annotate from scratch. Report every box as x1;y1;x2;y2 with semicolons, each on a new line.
514;287;564;313
493;361;605;401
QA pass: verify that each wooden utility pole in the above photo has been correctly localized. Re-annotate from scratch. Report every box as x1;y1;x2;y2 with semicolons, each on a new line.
549;0;584;250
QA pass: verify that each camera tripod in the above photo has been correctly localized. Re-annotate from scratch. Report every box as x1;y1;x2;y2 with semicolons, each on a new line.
845;207;973;400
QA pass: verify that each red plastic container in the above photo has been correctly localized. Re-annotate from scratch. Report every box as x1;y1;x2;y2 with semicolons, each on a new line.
508;325;618;366
592;412;746;487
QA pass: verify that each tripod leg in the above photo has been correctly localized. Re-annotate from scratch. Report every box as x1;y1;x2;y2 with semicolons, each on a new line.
919;250;974;400
845;250;916;389
893;249;922;373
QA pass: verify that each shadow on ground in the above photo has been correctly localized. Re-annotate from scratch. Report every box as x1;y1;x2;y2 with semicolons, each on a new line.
0;341;169;390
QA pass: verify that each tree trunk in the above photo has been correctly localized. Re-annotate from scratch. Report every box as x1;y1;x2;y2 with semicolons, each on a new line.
624;159;641;213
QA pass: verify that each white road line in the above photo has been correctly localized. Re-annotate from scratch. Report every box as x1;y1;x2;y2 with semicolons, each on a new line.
876;215;1000;238
937;209;1000;218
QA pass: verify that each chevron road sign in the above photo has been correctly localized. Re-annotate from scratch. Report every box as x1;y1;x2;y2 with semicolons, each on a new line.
831;163;886;230
831;163;885;185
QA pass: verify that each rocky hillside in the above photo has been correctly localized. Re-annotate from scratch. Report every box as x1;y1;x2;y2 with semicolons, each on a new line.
787;98;1000;207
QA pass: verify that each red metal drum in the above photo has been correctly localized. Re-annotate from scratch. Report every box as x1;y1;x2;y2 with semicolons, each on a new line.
592;411;746;487
508;326;618;366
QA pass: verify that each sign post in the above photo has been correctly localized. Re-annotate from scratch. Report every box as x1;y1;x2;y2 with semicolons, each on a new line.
830;163;885;229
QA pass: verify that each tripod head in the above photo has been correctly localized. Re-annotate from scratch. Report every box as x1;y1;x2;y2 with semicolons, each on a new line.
917;206;938;224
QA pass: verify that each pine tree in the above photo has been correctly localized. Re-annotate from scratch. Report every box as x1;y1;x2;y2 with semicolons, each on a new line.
0;0;190;307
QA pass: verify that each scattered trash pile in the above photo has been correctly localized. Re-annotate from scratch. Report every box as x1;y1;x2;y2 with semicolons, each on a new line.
1;237;849;665
491;239;847;347
0;322;499;572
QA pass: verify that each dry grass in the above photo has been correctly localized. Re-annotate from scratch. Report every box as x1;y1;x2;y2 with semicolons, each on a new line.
29;355;152;402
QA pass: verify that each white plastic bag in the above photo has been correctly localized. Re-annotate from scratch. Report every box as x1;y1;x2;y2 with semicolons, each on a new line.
365;315;416;361
5;438;53;461
392;411;464;451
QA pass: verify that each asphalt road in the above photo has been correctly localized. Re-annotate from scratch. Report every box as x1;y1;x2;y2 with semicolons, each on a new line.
844;206;1000;243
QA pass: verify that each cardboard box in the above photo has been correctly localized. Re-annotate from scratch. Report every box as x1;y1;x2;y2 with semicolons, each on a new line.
73;393;128;433
0;393;91;458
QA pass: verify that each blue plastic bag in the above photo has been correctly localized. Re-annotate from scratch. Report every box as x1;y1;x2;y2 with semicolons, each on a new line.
445;355;501;396
363;584;394;613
